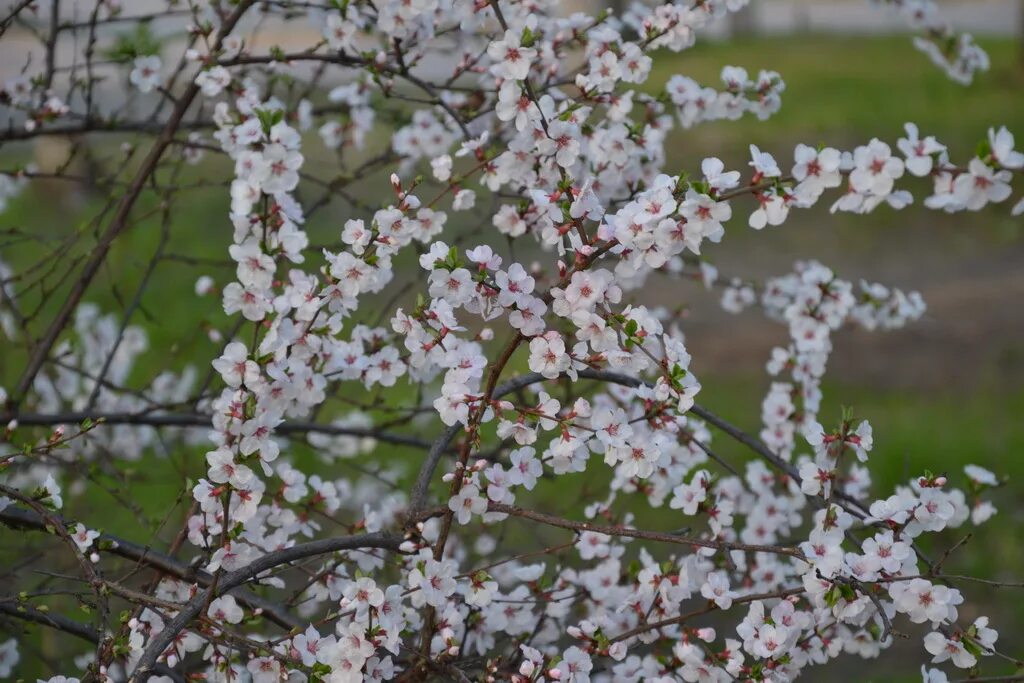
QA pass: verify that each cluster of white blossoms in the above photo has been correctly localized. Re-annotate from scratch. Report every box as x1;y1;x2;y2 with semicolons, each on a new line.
666;66;785;129
720;259;927;465
0;287;193;536
0;255;19;339
0;171;30;214
873;0;991;84
192;94;322;572
0;0;1020;682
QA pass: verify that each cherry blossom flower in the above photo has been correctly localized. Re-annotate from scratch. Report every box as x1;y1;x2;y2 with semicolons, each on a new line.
408;555;457;608
988;126;1024;169
702;156;741;192
70;523;99;553
953;158;1013;209
449;483;487;524
528;332;571;379
898;122;945;176
556;646;593;682
487;29;537;81
701;570;737;609
850;138;905;196
207;595;244;624
793;144;842;197
195;66;231;97
211;342;260;389
749;144;782;177
129;56;162;93
0;640;18;678
924;631;976;669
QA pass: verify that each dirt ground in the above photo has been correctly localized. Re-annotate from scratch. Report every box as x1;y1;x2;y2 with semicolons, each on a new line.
674;208;1024;391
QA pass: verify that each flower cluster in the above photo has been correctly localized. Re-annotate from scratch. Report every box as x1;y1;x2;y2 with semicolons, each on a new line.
874;0;991;84
0;1;1019;682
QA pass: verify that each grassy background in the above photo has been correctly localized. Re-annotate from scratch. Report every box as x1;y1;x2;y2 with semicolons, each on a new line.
1;33;1022;680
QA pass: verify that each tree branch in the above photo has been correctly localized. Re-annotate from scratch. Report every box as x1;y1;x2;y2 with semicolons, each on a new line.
127;531;402;681
1;410;434;449
8;0;258;409
0;600;185;681
0;505;301;630
609;586;806;643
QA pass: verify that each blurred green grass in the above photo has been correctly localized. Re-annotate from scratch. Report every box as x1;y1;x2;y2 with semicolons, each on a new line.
1;32;1023;680
649;33;1024;155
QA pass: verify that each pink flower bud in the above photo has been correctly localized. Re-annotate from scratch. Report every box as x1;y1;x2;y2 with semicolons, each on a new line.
195;275;215;295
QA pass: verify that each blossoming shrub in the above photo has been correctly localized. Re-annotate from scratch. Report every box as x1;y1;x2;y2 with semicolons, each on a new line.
0;1;1020;682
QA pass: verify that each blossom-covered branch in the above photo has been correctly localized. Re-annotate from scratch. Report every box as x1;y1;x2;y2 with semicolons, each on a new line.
0;0;1019;682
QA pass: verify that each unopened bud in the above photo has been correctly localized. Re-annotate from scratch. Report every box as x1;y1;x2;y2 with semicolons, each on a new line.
195;275;215;296
697;627;716;642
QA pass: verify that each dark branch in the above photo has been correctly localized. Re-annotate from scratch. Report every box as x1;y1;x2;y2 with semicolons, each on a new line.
127;532;403;681
0;505;301;630
1;410;434;449
0;600;185;681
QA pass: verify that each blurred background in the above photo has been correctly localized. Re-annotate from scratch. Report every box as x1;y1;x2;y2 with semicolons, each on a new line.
1;1;1023;680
